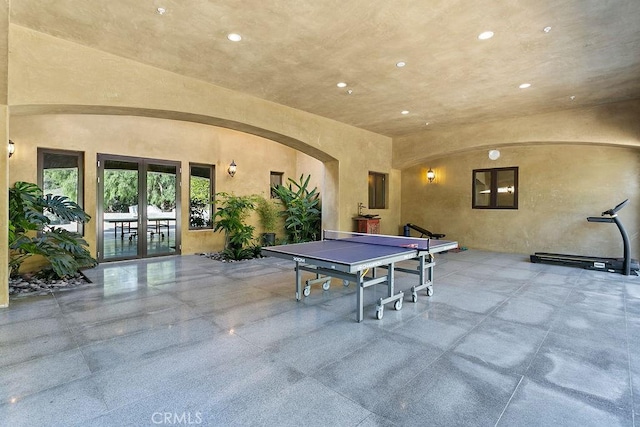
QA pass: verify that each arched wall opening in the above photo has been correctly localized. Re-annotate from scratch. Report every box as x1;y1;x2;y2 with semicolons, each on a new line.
7;108;338;257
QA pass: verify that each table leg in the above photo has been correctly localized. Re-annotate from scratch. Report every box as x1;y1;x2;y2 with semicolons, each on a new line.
295;262;302;301
357;271;364;322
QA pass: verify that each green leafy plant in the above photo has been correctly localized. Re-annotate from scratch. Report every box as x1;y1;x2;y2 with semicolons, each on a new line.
272;174;321;243
213;192;259;260
255;196;281;246
9;181;97;278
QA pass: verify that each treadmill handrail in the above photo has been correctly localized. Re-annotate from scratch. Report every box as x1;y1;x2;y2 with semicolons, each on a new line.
604;199;628;216
587;217;614;223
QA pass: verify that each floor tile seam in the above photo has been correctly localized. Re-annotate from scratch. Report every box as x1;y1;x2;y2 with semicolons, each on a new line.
624;294;637;427
61;300;202;334
519;372;635;414
364;344;454;412
0;345;94;393
520;326;554;377
79;331;227;375
0;373;96;411
56;291;188;317
542;330;630;362
3;369;109;418
298;324;400;378
355;413;399;427
73;312;218;359
494;374;525;427
294;372;381;424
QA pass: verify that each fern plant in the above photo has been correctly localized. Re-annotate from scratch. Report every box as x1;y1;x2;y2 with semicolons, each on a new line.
9;181;97;278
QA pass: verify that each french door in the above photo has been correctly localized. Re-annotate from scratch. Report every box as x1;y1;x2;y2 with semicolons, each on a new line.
97;154;181;262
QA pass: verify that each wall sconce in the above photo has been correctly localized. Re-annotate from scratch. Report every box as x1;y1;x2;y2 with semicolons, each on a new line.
228;160;237;177
8;140;15;158
426;168;435;183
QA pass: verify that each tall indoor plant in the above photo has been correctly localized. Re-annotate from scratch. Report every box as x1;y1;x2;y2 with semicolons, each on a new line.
272;174;321;243
256;196;280;246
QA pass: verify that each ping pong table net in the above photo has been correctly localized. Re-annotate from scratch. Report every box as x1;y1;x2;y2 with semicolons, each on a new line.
323;230;430;250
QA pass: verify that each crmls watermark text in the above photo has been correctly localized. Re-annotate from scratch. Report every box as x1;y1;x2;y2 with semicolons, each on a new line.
151;412;203;425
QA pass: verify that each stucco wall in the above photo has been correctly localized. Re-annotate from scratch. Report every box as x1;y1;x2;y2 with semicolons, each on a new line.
7;25;399;235
401;144;640;257
393;100;640;170
8;114;325;256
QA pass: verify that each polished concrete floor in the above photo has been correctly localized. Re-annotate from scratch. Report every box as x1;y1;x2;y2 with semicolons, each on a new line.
0;250;639;426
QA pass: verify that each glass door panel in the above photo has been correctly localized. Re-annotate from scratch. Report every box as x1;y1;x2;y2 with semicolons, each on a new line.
146;163;178;256
100;158;140;261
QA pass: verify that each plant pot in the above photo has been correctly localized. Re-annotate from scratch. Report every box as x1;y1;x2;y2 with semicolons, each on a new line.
262;232;276;246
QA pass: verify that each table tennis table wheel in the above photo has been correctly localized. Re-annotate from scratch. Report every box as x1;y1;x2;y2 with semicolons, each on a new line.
376;307;384;320
426;286;433;297
394;299;403;311
342;280;350;287
411;292;418;303
322;280;331;291
303;286;311;297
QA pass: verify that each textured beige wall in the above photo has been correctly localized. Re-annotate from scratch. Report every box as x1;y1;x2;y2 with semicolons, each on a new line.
7;25;398;235
401;144;640;257
8;114;326;256
393;100;640;169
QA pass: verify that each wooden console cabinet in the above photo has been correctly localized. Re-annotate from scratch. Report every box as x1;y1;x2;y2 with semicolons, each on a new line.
354;217;380;234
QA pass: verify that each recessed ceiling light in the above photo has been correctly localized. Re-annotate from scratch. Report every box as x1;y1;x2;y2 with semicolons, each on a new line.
337;82;347;88
543;26;552;33
156;7;166;15
396;61;406;68
519;83;531;89
478;31;494;40
569;95;576;100
227;33;242;42
401;110;410;115
425;122;430;126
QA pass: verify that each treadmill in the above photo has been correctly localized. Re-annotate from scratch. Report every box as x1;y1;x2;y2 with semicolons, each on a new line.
530;199;639;275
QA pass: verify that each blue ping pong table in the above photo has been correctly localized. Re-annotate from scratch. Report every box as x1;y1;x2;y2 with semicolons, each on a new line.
261;230;458;322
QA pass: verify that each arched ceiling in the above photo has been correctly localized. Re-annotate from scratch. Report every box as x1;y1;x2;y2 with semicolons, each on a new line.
9;0;640;137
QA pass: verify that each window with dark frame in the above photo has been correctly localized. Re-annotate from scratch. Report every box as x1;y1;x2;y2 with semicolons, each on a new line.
189;163;215;229
37;148;85;234
472;167;518;209
270;171;283;198
368;171;387;209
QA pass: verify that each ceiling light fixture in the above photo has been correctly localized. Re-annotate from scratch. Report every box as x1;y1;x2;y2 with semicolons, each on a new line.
570;95;576;101
156;7;166;15
337;82;347;88
543;26;552;33
396;61;406;68
401;110;409;115
227;33;242;42
478;31;494;40
519;83;531;89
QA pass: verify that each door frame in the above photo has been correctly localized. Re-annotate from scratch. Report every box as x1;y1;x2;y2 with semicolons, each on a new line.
97;154;182;262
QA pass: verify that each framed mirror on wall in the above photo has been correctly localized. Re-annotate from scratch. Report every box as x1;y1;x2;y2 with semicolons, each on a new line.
473;167;518;209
